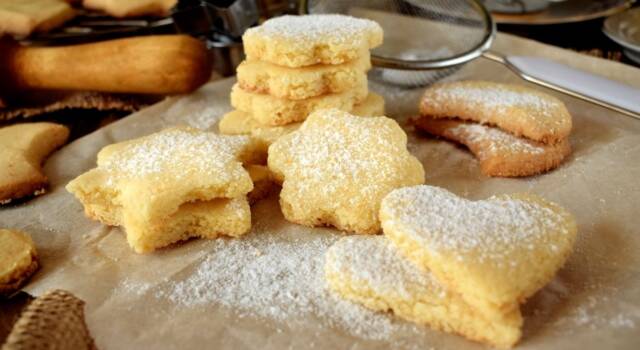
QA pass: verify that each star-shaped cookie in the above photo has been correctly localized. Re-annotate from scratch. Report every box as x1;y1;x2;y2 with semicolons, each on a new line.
67;126;257;253
268;109;424;234
380;185;577;322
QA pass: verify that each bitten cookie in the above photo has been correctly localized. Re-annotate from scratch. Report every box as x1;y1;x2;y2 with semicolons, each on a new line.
82;0;176;18
67;127;257;253
243;14;383;67
237;53;371;100
220;92;385;156
325;236;522;348
413;116;571;177
0;0;75;36
268;109;424;234
0;122;69;205
380;185;577;322
230;78;368;126
420;81;572;144
1;229;39;297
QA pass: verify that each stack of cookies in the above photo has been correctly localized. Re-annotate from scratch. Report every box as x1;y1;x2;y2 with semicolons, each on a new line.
413;81;573;177
67;127;261;253
220;14;386;156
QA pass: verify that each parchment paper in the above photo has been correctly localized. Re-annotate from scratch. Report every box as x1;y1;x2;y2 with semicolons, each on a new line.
2;33;640;350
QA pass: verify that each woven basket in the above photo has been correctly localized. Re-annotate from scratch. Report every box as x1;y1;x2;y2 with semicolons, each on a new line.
2;290;97;350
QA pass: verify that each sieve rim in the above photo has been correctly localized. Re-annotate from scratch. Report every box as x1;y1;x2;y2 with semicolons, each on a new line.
299;0;496;70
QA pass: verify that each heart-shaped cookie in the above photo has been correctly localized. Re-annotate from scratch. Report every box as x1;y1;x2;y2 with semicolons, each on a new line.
325;235;522;348
380;185;577;321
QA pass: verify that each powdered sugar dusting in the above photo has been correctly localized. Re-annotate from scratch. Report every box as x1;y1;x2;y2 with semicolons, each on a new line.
246;14;381;44
450;123;546;155
382;185;569;262
432;83;560;119
99;128;250;181
157;230;417;340
326;236;447;300
269;109;423;226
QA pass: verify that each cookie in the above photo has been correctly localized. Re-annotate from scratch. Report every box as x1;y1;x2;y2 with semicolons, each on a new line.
0;0;75;36
268;109;424;234
243;14;383;67
220;92;385;156
230;77;368;126
380;185;577;322
0;122;69;205
419;81;572;144
1;229;39;297
413;116;571;177
82;0;176;18
67;127;257;253
237;53;371;100
325;236;522;348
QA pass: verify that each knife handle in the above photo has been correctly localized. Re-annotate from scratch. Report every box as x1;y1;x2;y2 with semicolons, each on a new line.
2;35;212;95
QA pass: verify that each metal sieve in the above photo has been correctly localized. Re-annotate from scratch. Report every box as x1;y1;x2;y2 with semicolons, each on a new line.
302;0;640;120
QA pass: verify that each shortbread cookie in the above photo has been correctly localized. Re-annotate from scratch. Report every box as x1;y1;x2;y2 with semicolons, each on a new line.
326;236;522;348
243;14;383;67
0;122;69;204
420;81;572;144
230;78;368;126
246;165;275;204
82;0;176;18
413;116;571;177
380;185;577;321
0;0;75;36
268;109;424;234
220;92;385;155
237;53;371;100
1;229;39;297
67;127;256;253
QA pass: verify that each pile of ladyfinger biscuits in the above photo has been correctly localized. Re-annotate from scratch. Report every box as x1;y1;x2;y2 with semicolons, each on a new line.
0;0;177;37
3;13;582;349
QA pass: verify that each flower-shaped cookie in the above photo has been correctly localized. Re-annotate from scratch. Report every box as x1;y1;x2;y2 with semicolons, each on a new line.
67;127;257;253
243;14;383;67
268;109;424;234
380;185;577;321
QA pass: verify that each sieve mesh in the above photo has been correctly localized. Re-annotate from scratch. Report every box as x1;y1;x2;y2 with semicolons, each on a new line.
304;0;494;71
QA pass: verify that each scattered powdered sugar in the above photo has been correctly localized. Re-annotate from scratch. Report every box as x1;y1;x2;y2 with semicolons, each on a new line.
326;236;447;301
245;14;381;44
449;123;546;155
157;230;416;340
554;291;638;330
381;185;569;262
100;128;250;181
